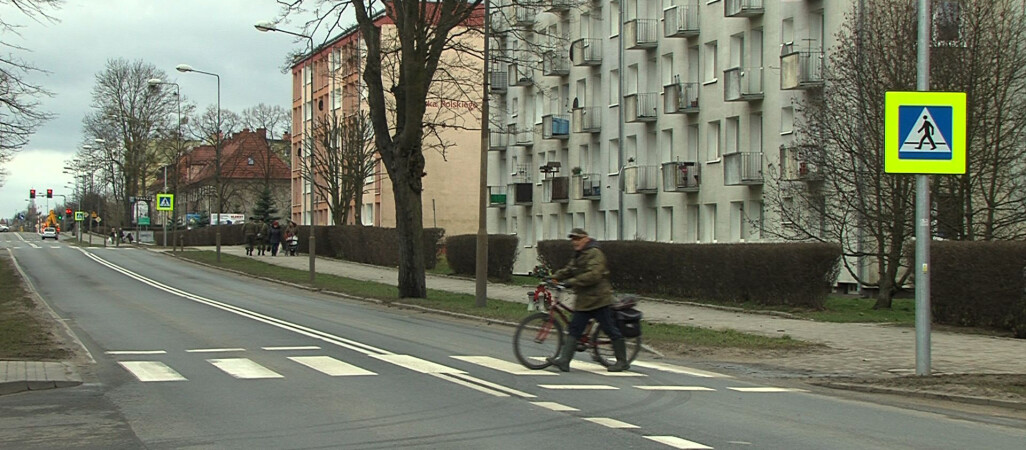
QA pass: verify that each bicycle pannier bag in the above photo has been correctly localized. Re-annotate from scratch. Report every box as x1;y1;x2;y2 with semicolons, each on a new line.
615;307;643;338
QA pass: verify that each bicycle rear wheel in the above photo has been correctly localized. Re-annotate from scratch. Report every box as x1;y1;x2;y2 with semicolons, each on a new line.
513;312;564;370
590;327;642;368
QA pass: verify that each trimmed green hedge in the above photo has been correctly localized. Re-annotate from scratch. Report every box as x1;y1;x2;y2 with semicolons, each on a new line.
444;234;519;281
932;241;1026;337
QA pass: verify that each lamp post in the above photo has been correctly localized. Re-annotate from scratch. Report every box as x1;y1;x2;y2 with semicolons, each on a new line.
175;63;223;262
256;20;317;283
147;78;182;250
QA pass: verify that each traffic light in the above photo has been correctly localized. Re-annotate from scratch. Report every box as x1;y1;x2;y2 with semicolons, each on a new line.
65;208;73;217
30;189;35;199
46;189;53;198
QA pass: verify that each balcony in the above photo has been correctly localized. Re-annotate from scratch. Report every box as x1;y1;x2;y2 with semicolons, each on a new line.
572;107;601;133
571;173;602;200
543;176;570;203
624;92;659;123
664;2;700;38
661;161;701;192
723;67;763;102
723;151;764;186
510;165;533;204
509;123;536;146
780;44;825;90
511;4;537;28
489;70;507;93
488;185;508;207
780;144;825;182
624;19;658;50
542;114;570;140
571;38;602;66
508;62;533;86
488;129;508;151
664;81;699;114
490;11;509;34
725;0;764;18
542;50;570;77
622;165;660;194
547;0;571;13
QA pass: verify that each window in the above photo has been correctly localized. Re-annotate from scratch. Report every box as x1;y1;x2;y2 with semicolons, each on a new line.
704;41;718;83
247;157;255;166
687;124;699;161
610;1;620;37
725;116;740;155
703;203;717;243
609;69;619;106
729;33;745;69
933;1;962;45
781;106;794;134
706;120;720;161
781;17;794;46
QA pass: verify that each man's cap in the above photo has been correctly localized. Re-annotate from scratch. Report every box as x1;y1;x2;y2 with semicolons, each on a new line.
568;228;589;239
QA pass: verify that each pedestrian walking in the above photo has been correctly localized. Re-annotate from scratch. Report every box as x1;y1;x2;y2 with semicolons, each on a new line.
242;218;259;256
268;220;282;256
256;218;269;255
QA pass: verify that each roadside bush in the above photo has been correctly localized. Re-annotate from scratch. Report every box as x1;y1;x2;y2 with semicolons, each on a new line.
933;241;1026;337
444;234;519;281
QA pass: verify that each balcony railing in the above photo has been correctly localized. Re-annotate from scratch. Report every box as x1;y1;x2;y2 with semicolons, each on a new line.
723;151;764;186
488;129;508;151
624;92;659;123
488;185;508;207
508;62;533;86
512;4;537;28
542;114;570;140
661;161;700;192
547;0;571;13
572;107;601;133
664;81;699;114
489;70;507;93
509;123;536;146
622;165;660;194
664;2;700;38
511;182;533;204
571;173;602;200
724;66;764;102
780;45;825;90
542;50;569;77
725;0;764;18
624;19;658;49
780;144;825;182
543;176;570;203
571;38;602;66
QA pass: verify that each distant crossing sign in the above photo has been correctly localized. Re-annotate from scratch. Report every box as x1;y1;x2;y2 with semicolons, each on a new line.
156;194;174;211
885;91;966;174
75;211;85;221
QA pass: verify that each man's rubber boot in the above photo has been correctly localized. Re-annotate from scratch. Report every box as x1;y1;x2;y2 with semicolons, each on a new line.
608;339;630;372
546;342;576;372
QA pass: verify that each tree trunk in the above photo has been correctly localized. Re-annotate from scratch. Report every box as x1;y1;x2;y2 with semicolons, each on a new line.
393;172;426;298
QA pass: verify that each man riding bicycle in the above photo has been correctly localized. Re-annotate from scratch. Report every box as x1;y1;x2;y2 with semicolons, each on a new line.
546;228;630;372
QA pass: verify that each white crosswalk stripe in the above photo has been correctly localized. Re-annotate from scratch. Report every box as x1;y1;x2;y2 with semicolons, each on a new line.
451;355;557;375
118;361;187;382
288;356;376;376
644;436;713;449
208;358;283;379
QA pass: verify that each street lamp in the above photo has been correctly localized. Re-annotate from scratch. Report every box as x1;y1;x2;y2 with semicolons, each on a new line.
148;78;182;250
256;20;317;283
176;63;223;262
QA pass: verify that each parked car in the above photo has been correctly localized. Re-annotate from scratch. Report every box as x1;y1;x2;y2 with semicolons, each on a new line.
41;227;58;240
0;224;9;232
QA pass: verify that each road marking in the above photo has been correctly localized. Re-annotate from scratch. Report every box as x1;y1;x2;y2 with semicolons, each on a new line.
430;373;509;397
567;360;646;377
370;354;465;374
118;361;187;382
631;361;732;378
538;384;618;390
187;348;246;353
446;373;536;398
644;436;713;449
583;417;639;429
531;401;579;412
106;350;167;355
208;358;284;379
451;356;557;375
727;387;807;393
635;386;716;391
288;356;376;376
263;346;321;351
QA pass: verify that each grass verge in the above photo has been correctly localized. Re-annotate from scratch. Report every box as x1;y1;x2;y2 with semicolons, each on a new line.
0;254;71;360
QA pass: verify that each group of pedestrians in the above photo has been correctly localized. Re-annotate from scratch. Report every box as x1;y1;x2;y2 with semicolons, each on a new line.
243;218;298;257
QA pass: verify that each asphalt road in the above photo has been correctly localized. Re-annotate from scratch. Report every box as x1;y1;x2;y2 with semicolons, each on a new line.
2;232;1025;449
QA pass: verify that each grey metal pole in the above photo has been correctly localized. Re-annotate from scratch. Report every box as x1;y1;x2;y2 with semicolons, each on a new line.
475;0;491;308
915;0;932;376
617;0;625;241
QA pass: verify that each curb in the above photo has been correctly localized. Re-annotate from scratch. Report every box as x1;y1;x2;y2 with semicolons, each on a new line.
813;382;1026;410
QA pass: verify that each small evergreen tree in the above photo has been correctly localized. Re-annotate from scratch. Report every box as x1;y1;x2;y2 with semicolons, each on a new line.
251;187;278;222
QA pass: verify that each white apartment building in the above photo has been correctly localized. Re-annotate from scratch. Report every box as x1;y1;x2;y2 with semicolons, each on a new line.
486;0;845;274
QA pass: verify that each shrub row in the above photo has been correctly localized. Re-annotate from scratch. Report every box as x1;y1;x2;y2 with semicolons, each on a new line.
537;240;841;308
932;241;1026;337
444;234;519;281
154;225;443;269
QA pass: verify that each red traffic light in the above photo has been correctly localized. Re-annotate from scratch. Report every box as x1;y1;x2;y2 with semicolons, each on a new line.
30;189;36;199
65;208;73;216
46;189;53;198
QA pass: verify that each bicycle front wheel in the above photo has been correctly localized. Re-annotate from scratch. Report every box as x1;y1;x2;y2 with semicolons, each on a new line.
590;327;642;368
513;312;564;370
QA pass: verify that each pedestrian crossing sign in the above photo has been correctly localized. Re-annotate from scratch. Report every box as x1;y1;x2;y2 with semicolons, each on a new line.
885;91;966;174
156;194;174;211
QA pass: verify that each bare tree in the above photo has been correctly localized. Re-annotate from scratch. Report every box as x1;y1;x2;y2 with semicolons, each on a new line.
0;0;61;186
242;103;291;164
186;104;243;215
308;110;376;226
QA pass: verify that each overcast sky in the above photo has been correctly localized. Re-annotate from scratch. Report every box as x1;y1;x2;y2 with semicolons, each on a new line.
0;0;326;220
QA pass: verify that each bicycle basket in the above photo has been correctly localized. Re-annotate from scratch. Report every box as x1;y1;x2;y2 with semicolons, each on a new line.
615;307;643;338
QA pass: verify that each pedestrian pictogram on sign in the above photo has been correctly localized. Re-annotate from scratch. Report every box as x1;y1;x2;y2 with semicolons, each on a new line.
899;106;953;160
156;194;174;211
885;91;966;174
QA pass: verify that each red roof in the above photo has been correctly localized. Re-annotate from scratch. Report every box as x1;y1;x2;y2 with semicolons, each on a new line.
182;128;290;186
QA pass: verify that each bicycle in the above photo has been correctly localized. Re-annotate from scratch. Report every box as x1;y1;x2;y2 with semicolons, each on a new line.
512;280;642;370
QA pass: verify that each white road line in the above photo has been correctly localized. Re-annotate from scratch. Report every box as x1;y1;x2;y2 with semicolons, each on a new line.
727;387;807;393
208;358;284;379
644;436;713;449
447;373;537;398
635;386;716;391
568;360;646;377
187;348;246;353
430;373;509;398
450;356;557;375
531;401;579;412
118;361;187;382
370;354;465;374
583;417;639;429
288;356;376;376
538;384;618;390
631;361;732;378
106;350;167;355
263;346;321;351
